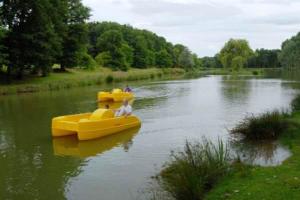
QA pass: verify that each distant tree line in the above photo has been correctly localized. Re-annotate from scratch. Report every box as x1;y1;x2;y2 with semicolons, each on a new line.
0;1;201;81
202;33;300;70
87;22;201;71
1;0;300;81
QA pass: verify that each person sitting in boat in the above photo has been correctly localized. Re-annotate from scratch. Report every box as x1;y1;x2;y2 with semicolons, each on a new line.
124;85;132;92
115;99;132;117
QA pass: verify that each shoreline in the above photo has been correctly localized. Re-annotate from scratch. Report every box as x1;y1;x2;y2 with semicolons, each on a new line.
0;68;188;96
206;112;300;199
0;67;266;96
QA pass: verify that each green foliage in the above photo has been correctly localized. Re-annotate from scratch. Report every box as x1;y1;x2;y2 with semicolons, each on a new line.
279;32;300;69
105;75;114;83
1;0;61;78
219;39;253;70
291;94;300;113
201;56;222;68
0;26;8;67
155;49;173;68
95;52;112;66
96;30;127;70
59;0;90;70
79;53;96;69
154;139;230;200
0;0;90;78
178;47;195;69
232;56;244;71
121;43;134;67
247;49;281;68
88;22;201;70
231;111;290;140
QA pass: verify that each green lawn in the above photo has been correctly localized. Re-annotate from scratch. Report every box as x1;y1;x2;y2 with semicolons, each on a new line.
206;113;300;200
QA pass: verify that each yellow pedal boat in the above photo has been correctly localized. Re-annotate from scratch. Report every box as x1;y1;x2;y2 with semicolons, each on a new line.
52;109;141;141
98;88;134;102
98;99;134;109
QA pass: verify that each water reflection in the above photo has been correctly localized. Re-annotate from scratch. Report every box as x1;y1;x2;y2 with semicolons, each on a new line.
53;127;140;158
231;140;291;166
221;76;251;105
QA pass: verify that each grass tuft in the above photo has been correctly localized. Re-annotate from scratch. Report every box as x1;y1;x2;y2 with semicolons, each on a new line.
152;139;230;200
231;110;290;141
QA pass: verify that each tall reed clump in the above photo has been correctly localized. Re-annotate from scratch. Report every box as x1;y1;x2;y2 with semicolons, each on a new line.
291;94;300;113
231;110;290;140
153;139;230;200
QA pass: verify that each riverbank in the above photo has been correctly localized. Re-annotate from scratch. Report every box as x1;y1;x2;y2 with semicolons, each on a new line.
206;112;300;200
151;94;300;200
200;68;265;76
0;67;266;96
0;68;186;95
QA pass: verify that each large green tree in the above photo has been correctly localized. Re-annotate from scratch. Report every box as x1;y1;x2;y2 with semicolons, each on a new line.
247;49;281;68
1;0;61;78
59;0;90;70
279;32;300;69
178;47;195;69
96;30;127;70
0;26;8;68
155;49;173;68
219;39;253;70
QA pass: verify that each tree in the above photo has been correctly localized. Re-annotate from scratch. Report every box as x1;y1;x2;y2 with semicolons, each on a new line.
59;0;90;70
97;30;127;70
120;43;134;67
178;47;194;69
155;49;173;68
219;39;253;70
0;26;8;68
279;32;300;69
247;49;281;68
1;0;61;78
132;35;149;68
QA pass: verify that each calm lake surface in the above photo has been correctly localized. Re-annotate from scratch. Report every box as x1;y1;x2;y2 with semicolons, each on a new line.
1;75;300;199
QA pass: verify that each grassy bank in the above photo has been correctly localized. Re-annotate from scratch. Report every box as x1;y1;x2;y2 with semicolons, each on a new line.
206;112;300;200
0;67;186;95
151;95;300;200
199;68;265;76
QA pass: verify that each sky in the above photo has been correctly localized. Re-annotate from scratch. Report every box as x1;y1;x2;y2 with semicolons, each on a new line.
82;0;300;56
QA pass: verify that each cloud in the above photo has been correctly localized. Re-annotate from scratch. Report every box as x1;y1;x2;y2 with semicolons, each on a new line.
83;0;300;56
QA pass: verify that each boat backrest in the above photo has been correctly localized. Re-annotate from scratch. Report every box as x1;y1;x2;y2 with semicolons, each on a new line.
89;109;114;120
112;88;122;93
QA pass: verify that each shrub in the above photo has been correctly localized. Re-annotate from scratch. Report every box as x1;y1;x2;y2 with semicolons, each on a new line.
105;75;114;83
291;94;300;113
252;70;259;75
153;139;230;200
231;110;289;140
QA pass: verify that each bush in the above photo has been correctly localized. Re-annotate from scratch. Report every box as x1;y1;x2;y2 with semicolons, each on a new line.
252;70;259;75
231;111;290;140
291;94;300;112
80;53;97;69
105;75;114;83
153;139;230;200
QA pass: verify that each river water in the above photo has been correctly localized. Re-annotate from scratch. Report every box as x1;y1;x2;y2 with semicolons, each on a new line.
1;75;299;199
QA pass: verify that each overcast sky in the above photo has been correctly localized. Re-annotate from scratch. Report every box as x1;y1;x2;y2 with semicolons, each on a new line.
82;0;300;56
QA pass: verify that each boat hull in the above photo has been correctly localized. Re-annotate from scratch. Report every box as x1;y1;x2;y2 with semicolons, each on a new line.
52;113;141;141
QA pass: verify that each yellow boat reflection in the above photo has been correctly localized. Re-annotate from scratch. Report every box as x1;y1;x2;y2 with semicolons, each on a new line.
97;99;134;109
52;126;140;158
